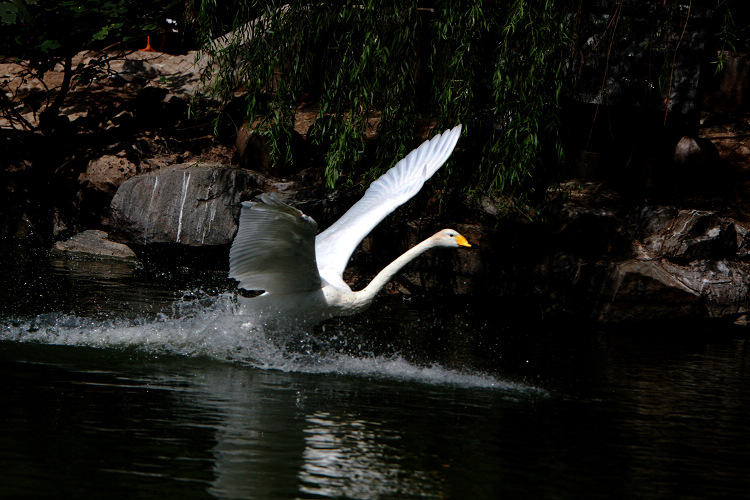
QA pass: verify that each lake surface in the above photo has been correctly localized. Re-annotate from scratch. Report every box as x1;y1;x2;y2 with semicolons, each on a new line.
1;251;749;499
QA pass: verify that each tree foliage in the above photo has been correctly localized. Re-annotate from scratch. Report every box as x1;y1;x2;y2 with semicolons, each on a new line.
192;0;750;200
192;0;571;197
714;0;748;72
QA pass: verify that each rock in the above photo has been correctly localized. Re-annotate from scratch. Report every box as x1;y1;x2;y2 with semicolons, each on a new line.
595;260;702;322
552;204;626;258
80;155;139;197
121;58;160;81
534;188;750;323
674;136;720;170
235;122;307;177
134;86;188;129
735;223;750;259
638;207;738;262
52;229;137;260
672;136;730;191
236;125;272;172
595;259;750;322
110;163;268;247
102;110;136;132
576;151;601;179
702;53;750;114
111;110;136;126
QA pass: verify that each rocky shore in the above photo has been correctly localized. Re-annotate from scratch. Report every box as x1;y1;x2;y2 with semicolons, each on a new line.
3;49;750;325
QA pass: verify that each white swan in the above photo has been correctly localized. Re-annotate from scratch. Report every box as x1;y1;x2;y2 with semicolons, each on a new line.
229;125;468;327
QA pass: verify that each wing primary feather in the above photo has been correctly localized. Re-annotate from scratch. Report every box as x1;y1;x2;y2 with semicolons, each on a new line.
315;125;462;285
229;195;322;294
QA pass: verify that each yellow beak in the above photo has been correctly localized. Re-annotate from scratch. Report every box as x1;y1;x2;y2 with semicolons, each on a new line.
455;234;472;247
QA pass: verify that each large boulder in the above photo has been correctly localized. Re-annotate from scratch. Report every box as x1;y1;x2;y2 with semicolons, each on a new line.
540;189;750;323
594;259;750;323
638;207;739;262
110;163;267;247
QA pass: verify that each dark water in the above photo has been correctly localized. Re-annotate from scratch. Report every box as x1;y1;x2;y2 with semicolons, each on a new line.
2;252;750;499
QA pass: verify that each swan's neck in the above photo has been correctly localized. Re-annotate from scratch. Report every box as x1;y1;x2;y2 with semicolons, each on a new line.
355;237;438;305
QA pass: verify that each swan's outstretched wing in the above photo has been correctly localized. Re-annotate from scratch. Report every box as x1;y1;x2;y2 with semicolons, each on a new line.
229;193;321;293
315;125;462;286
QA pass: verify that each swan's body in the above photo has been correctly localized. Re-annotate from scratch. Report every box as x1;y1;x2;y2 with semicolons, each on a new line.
229;125;468;327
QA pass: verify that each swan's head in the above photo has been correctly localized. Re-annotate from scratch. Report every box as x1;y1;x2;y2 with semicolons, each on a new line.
432;229;472;248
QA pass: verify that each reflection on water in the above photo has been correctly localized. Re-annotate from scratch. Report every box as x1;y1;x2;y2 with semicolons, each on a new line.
1;251;227;320
0;344;543;499
299;412;435;498
1;252;750;498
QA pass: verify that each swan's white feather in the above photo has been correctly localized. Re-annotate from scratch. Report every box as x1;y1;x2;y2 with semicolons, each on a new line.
228;125;463;324
314;125;462;286
228;193;321;294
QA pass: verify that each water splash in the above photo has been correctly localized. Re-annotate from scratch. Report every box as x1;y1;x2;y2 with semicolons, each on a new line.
0;292;542;393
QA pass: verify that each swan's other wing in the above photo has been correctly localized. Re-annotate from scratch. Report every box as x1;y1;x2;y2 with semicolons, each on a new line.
315;125;462;285
229;193;322;293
